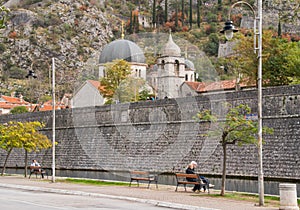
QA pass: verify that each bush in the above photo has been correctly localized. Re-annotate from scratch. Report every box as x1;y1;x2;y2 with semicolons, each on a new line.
10;106;28;114
0;43;6;53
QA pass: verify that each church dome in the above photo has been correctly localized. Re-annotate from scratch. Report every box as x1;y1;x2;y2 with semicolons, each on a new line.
99;39;146;64
185;59;195;71
161;34;181;57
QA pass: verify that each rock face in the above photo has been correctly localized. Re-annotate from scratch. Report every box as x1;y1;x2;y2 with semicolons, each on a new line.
0;0;114;95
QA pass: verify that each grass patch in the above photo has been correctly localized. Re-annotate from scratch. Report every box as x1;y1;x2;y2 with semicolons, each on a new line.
59;178;130;186
194;191;300;207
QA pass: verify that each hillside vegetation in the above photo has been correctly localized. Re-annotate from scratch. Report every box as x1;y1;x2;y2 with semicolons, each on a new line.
0;0;299;103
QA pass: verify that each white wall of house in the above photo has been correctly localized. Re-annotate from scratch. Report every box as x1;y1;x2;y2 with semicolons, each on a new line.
71;82;104;108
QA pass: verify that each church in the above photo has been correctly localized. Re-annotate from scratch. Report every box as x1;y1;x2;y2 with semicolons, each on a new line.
71;32;198;107
71;33;248;108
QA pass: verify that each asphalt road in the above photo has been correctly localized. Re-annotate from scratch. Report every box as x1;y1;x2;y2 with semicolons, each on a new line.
0;187;171;210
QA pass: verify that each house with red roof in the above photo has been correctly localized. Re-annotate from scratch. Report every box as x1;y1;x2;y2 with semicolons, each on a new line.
0;94;69;115
0;95;32;114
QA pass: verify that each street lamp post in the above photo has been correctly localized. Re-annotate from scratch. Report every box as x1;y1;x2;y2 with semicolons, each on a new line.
220;0;264;206
51;57;56;183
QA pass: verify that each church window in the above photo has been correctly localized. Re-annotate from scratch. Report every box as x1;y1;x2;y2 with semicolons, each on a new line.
175;60;179;76
162;60;165;70
103;69;106;77
190;74;193;81
139;69;141;77
185;74;188;81
135;69;138;77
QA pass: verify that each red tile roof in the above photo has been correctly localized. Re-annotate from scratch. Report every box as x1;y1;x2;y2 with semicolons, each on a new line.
1;95;30;105
185;78;254;93
0;95;67;114
88;80;100;89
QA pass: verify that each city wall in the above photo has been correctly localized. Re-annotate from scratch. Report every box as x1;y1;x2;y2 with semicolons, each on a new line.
0;85;299;182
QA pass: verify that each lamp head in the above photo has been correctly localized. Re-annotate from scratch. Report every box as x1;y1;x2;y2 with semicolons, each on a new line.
26;70;37;79
220;20;239;40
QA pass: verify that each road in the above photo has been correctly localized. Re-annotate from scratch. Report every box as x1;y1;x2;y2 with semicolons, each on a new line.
0;187;171;210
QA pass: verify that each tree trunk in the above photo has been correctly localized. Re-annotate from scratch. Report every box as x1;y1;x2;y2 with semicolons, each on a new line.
221;142;227;196
24;150;28;177
1;148;12;176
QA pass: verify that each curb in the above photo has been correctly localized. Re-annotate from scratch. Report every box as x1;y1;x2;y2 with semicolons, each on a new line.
0;183;220;210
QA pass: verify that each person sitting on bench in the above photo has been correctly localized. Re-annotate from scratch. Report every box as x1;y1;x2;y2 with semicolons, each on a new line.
31;159;44;178
186;161;210;192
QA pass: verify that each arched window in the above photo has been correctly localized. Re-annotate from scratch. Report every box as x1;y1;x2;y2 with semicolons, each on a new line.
190;74;193;81
139;69;141;77
185;74;188;81
135;69;138;77
162;60;165;70
103;69;106;77
175;60;179;76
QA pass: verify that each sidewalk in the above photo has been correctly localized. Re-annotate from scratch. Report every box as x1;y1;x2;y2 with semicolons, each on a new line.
0;175;278;210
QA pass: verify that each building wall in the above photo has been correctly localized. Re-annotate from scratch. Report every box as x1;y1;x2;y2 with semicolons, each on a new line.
0;85;299;181
71;82;104;108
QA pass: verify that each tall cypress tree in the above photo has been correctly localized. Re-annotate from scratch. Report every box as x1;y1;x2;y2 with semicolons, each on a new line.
152;0;156;27
165;0;168;23
181;0;185;26
197;0;201;28
129;10;133;34
175;0;179;29
278;19;282;37
189;0;193;29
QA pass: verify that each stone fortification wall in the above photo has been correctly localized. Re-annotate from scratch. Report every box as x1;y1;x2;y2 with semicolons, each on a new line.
0;85;299;180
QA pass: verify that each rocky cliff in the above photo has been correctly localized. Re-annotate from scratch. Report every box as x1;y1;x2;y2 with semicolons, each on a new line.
1;0;115;100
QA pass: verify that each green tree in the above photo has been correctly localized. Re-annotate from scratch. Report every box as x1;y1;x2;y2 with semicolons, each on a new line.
0;6;10;30
99;59;131;103
0;121;51;176
189;0;192;29
203;33;219;56
233;30;300;86
10;106;29;114
19;121;52;177
197;0;201;28
195;104;273;196
114;77;147;103
152;0;156;27
164;0;168;23
264;39;300;86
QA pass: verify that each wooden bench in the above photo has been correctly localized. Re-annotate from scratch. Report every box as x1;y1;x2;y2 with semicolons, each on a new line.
28;166;48;179
175;173;209;193
129;171;158;189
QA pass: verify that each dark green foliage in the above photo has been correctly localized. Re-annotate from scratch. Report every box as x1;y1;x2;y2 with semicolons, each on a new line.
189;0;193;29
10;106;28;114
0;43;6;53
203;33;219;56
206;12;218;22
152;0;156;25
197;0;201;28
8;66;26;79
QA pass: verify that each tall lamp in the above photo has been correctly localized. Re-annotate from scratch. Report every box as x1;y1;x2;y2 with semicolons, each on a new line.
51;58;56;183
220;0;264;206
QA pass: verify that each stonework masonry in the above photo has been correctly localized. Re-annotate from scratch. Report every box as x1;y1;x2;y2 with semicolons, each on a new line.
0;85;299;182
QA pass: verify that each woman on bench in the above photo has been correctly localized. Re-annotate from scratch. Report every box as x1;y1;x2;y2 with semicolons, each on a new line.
186;161;209;192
